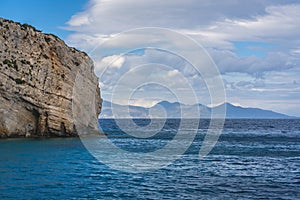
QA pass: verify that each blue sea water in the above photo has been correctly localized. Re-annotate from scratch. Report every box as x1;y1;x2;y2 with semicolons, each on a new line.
0;119;300;199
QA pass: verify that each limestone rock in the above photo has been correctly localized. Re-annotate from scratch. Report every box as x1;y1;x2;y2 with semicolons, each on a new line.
0;18;102;137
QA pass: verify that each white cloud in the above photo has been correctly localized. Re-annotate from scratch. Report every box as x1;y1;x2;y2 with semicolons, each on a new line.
127;98;160;108
167;69;179;77
68;13;91;26
94;49;210;106
66;0;284;33
66;1;300;75
95;55;125;71
64;0;300;115
194;4;300;44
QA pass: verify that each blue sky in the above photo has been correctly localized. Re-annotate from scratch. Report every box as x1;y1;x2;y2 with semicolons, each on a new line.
0;0;88;39
1;0;300;116
233;41;276;58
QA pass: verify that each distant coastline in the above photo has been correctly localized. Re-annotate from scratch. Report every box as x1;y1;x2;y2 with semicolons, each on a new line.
100;100;297;119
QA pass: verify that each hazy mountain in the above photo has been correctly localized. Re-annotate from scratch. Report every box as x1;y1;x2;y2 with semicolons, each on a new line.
214;103;294;119
101;101;148;118
100;101;295;119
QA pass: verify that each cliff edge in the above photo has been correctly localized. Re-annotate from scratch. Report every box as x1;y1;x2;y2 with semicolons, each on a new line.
0;18;101;138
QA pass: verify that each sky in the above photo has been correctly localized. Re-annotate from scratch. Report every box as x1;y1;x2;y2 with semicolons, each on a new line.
1;0;300;116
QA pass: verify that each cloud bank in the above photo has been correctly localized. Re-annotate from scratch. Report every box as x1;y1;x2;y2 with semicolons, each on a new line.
65;0;300;116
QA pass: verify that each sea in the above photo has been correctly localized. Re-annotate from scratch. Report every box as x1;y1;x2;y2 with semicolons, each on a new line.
0;119;299;200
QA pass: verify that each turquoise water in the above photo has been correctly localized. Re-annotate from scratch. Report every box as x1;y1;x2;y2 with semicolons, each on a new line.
0;119;300;199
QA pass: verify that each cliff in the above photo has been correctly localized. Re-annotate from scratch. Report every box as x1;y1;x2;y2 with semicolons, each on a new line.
0;18;102;138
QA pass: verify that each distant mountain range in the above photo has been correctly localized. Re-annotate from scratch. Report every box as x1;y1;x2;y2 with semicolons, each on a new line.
100;100;296;119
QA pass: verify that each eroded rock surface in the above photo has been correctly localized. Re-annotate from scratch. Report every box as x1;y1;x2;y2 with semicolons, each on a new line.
0;18;101;137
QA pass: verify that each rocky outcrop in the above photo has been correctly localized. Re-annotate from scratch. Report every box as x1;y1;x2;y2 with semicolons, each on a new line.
0;18;101;138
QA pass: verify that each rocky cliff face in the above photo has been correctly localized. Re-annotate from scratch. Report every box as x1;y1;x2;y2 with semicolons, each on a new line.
0;18;101;138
